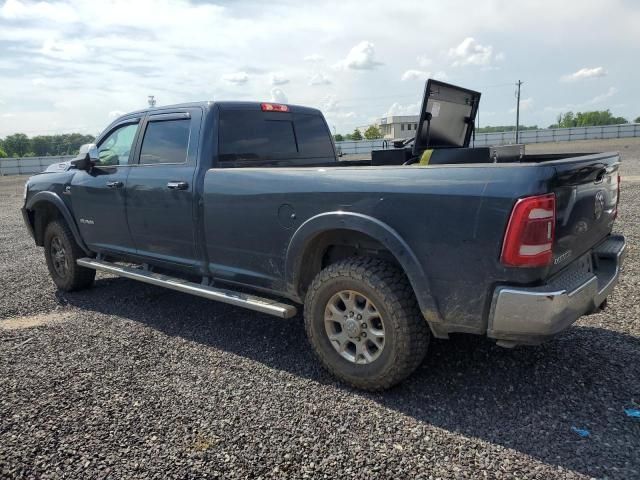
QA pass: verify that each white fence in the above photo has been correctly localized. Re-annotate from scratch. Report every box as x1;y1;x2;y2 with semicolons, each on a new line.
2;123;639;175
0;155;74;176
471;123;640;147
336;123;640;155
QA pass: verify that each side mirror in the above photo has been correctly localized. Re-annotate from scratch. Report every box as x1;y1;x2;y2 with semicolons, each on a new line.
70;143;98;171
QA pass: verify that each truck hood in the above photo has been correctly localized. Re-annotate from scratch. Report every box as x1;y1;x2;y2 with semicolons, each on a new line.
43;160;73;173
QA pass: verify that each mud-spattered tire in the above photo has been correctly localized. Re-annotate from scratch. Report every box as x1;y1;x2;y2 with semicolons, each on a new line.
44;220;95;292
304;257;430;391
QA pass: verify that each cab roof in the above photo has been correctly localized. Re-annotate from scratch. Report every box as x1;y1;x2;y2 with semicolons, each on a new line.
121;101;322;118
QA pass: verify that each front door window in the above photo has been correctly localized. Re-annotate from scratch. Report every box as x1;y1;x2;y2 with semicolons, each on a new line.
97;123;139;166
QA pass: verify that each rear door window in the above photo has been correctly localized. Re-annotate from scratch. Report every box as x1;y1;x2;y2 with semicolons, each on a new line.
139;119;190;165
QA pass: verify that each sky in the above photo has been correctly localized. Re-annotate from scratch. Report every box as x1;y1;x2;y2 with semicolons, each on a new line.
0;0;639;137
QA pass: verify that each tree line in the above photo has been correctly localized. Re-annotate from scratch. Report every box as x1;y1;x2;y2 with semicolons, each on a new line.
0;133;96;158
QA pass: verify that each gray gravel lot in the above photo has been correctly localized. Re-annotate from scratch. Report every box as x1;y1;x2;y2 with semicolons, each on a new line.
1;139;639;479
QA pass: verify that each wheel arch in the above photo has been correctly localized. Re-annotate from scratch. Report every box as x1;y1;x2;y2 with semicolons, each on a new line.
25;191;91;255
284;211;442;325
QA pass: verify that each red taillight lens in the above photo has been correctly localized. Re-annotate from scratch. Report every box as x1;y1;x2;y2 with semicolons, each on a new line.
501;193;556;267
261;103;289;112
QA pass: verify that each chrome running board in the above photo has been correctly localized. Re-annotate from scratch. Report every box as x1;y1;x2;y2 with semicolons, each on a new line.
77;258;298;319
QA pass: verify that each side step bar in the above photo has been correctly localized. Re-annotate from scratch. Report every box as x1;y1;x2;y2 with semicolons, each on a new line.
76;258;298;319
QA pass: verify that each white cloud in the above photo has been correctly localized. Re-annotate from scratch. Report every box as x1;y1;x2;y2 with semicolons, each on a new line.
321;95;339;112
320;96;356;121
270;88;288;103
383;101;421;117
589;86;617;103
304;54;324;62
416;55;432;67
40;38;89;60
334;41;382;70
270;73;289;86
222;72;249;85
401;69;430;81
108;110;125;119
543;87;618;113
510;97;534;113
448;37;501;67
330;111;356;119
0;0;78;23
309;73;332;86
401;69;447;81
561;66;607;82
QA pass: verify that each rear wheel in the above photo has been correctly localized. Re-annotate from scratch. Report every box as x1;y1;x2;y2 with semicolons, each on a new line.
44;220;95;291
304;257;430;390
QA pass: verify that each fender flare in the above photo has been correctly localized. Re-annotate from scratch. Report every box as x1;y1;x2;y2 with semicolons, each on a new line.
284;211;442;324
25;191;91;255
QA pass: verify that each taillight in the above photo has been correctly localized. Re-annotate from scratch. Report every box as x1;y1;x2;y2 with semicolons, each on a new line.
261;103;289;112
501;193;556;267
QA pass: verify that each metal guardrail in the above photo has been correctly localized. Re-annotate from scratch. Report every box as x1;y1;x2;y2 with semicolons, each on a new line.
2;123;639;175
336;123;640;154
0;155;74;176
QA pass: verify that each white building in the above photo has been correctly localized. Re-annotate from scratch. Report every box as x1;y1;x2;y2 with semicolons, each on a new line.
377;115;420;140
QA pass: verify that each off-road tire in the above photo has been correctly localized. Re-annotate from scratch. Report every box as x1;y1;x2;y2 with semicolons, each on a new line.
304;257;430;390
44;220;95;292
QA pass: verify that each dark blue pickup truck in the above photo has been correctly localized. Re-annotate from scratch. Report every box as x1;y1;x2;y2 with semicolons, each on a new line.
22;80;625;390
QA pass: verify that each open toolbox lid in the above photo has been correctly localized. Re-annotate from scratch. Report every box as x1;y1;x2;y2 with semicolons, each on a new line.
412;79;481;154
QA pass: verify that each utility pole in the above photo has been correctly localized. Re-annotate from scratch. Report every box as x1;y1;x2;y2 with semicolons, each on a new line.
515;80;522;143
148;95;156;108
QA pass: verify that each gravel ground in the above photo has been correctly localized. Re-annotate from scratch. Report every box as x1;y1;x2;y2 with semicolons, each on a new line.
1;139;639;479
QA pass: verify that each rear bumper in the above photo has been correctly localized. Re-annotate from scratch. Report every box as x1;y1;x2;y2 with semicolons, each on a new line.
487;234;626;345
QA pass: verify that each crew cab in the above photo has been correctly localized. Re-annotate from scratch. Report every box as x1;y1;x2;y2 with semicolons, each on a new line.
22;80;625;390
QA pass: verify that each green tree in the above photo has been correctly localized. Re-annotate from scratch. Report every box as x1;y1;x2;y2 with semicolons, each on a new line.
333;133;344;142
634;116;640;123
550;110;628;128
364;125;382;140
2;133;30;157
30;135;51;156
0;146;7;158
351;128;363;141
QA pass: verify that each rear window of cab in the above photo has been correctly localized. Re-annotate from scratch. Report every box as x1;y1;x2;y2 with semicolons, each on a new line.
218;110;334;163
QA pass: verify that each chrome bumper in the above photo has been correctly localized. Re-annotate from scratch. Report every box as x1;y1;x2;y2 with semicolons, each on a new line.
487;235;626;345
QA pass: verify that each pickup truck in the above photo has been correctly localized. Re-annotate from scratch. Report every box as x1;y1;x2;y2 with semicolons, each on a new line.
22;80;625;390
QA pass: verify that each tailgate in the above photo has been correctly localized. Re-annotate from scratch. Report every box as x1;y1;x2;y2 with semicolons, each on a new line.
550;152;620;274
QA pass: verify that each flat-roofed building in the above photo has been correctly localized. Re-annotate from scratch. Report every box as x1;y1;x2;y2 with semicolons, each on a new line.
377;115;420;140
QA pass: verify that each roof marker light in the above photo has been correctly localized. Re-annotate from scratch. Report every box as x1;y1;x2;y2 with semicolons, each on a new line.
261;103;289;112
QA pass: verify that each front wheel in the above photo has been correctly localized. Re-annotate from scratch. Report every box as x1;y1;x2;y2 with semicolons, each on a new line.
304;257;430;390
44;220;96;292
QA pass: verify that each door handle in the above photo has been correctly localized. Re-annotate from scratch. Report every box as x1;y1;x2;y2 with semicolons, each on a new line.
167;181;189;190
594;168;607;184
106;181;124;188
